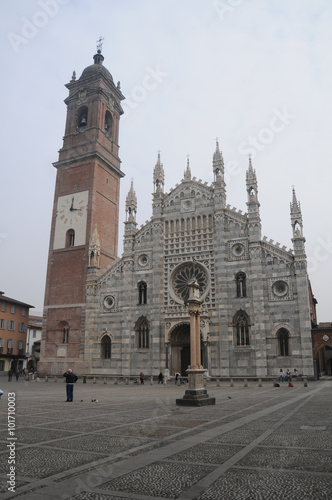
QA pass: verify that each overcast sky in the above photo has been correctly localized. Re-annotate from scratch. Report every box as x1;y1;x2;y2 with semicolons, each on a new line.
0;0;331;321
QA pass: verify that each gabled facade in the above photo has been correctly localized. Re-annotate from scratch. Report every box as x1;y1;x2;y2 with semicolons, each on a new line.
84;147;314;378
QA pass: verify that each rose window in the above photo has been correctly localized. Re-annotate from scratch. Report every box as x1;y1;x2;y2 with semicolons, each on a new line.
171;262;208;303
272;281;288;297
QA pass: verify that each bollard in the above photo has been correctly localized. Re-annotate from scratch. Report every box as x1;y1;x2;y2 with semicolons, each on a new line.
83;376;86;384
163;377;167;385
244;378;248;387
113;378;117;384
136;376;140;385
125;377;129;385
230;378;234;387
258;378;262;387
177;377;181;386
54;376;58;383
93;377;96;384
216;378;220;387
303;376;307;387
45;375;48;382
104;377;107;384
150;376;153;385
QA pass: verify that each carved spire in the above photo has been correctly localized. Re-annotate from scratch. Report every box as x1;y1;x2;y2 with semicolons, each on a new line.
290;187;301;214
213;139;224;180
290;187;305;252
246;156;261;241
153;152;165;193
212;140;226;208
125;179;137;222
88;224;100;268
246;155;258;202
184;155;191;181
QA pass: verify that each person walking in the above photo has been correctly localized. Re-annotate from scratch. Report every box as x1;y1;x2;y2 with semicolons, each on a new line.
139;371;144;385
63;369;78;402
158;371;163;384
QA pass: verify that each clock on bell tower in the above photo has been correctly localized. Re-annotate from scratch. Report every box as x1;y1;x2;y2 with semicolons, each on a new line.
39;46;125;375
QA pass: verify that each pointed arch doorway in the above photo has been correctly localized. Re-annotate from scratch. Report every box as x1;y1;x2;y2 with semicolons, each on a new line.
169;323;191;377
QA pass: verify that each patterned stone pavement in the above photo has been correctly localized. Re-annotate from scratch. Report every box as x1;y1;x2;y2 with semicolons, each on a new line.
0;377;331;499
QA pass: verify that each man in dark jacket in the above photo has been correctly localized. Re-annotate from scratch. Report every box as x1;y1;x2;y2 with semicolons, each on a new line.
63;369;78;402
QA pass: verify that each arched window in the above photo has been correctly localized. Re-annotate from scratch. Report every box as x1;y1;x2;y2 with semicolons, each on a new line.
101;335;112;359
138;281;147;305
135;317;149;349
233;310;250;346
104;111;113;136
235;272;247;297
65;229;75;247
78;106;88;127
277;328;289;356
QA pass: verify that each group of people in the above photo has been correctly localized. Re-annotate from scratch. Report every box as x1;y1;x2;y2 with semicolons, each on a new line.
8;368;30;381
278;368;302;382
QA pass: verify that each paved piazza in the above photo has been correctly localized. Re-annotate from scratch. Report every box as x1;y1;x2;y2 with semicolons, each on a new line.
0;377;331;499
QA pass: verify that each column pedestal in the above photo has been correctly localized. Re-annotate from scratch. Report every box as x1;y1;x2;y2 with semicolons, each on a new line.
176;369;215;406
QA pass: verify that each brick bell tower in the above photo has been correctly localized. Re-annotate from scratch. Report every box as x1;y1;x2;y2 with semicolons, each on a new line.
39;43;125;375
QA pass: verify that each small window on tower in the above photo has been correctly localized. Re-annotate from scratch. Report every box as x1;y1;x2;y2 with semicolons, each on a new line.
63;328;69;344
235;272;247;297
138;281;147;305
66;229;75;247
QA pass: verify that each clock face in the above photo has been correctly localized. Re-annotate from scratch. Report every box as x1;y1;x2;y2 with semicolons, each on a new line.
53;191;88;249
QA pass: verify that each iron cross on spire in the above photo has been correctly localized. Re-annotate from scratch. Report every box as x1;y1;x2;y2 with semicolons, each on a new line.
96;36;104;52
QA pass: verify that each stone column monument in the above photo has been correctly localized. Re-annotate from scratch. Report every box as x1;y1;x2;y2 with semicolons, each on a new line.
176;278;215;406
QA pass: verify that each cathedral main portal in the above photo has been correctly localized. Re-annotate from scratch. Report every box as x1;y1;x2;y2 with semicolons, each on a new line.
169;323;205;376
169;324;191;377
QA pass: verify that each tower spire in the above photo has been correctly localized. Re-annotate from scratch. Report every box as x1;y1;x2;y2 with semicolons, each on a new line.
153;151;165;193
212;139;226;208
184;155;191;181
213;139;224;181
290;187;306;256
126;179;137;222
246;156;261;241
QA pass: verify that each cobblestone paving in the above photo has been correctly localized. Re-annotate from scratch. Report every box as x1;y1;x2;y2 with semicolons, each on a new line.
168;442;244;464
0;378;331;499
196;469;332;500
101;462;215;498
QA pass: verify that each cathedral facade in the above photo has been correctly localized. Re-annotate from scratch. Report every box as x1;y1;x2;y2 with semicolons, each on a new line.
39;51;315;379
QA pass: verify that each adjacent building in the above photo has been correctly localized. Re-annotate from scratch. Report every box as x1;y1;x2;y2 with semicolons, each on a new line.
0;291;33;373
